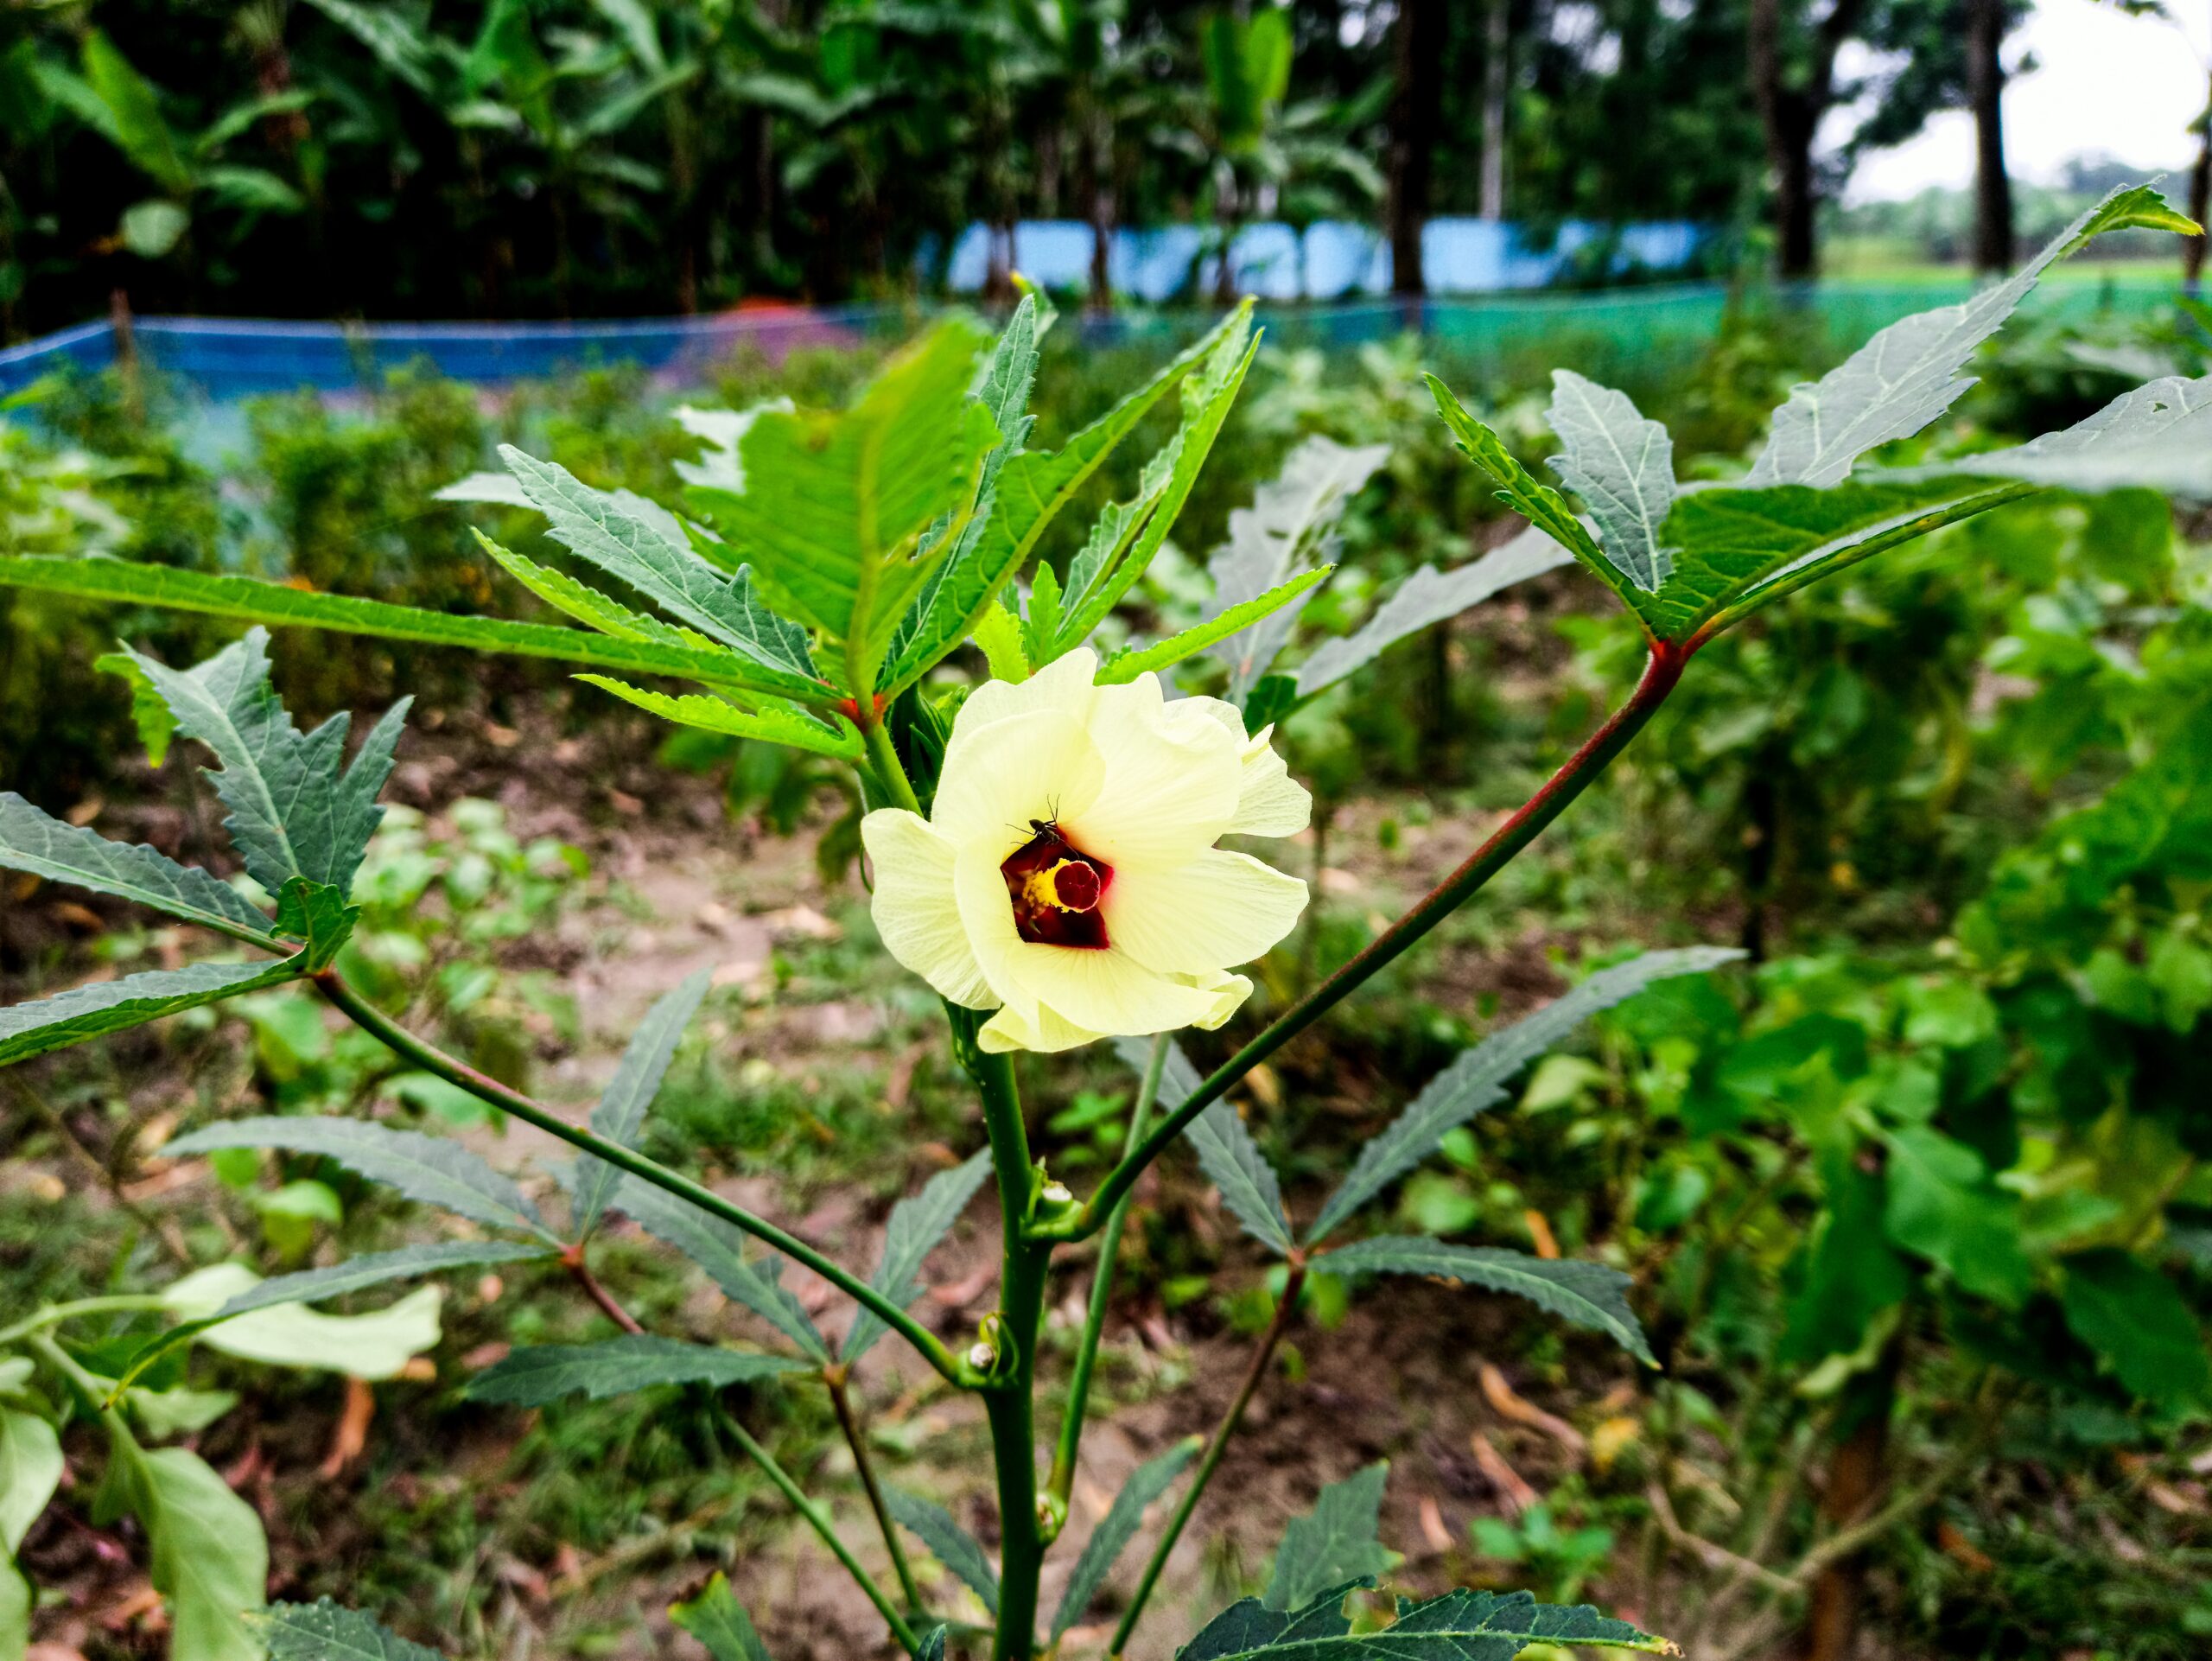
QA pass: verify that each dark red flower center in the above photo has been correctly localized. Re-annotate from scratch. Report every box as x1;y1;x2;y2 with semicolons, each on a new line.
1001;821;1113;949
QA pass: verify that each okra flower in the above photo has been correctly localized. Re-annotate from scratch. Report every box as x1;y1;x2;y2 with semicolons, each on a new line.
861;650;1311;1054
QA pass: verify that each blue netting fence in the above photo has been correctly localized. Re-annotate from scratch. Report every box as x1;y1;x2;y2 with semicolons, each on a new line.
0;277;2185;405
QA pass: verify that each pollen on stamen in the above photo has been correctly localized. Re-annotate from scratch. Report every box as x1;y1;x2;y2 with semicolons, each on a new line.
1001;825;1113;949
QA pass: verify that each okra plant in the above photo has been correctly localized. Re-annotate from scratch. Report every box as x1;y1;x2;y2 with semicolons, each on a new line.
3;184;2206;1661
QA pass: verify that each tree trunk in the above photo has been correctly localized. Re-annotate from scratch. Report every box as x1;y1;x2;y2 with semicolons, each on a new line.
1802;1339;1902;1661
1967;0;2012;274
2186;68;2209;290
1388;0;1444;296
1479;0;1509;223
1748;0;1866;280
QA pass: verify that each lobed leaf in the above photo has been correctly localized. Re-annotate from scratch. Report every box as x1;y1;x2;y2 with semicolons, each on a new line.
1745;183;2198;489
165;1116;553;1240
611;1177;829;1361
842;1149;992;1363
1292;525;1575;702
1200;435;1389;700
258;1600;447;1661
670;1574;774;1661
0;792;280;945
472;529;722;651
689;320;997;674
1321;1238;1655;1365
1266;1462;1400;1613
499;449;824;693
1306;948;1742;1244
572;677;861;759
1546;371;1675;592
572;969;712;1238
1179;1583;1677;1659
0;555;796;690
1183;1096;1294;1258
466;1334;808;1405
1051;1436;1200;1640
1917;372;2212;498
1099;567;1333;689
273;878;360;969
124;629;409;901
0;955;302;1069
1426;379;1632;626
882;1487;1000;1617
94;651;181;763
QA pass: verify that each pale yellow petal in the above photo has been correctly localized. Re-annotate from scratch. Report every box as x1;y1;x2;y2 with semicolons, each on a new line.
861;810;996;1009
1001;942;1228;1042
1061;675;1242;870
951;837;1041;1022
1103;850;1308;976
979;998;1104;1054
1229;724;1311;838
1186;968;1254;1030
954;647;1099;733
931;708;1106;856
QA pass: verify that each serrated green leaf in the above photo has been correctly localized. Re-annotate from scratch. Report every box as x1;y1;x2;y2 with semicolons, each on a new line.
1546;371;1675;592
123;628;407;898
915;1628;945;1661
0;1409;62;1556
1101;566;1332;688
1308;949;1742;1245
0;792;279;945
1052;1436;1199;1640
1293;526;1575;701
1321;1238;1655;1365
466;1334;806;1404
688;320;997;677
1047;317;1262;665
96;1419;266;1661
670;1573;773;1661
95;650;180;764
612;1177;829;1361
1179;1584;1676;1659
82;31;190;192
1921;372;2212;497
472;528;725;652
499;449;824;695
0;955;302;1069
2060;1249;2212;1410
1427;378;1634;627
273;878;359;970
971;601;1032;683
1637;476;2019;644
1266;1462;1401;1613
0;556;801;691
843;1149;992;1362
258;1599;447;1661
1119;1028;1292;1257
1198;435;1389;699
165;1116;553;1240
573;677;861;759
881;307;1250;695
883;1487;999;1617
1745;183;2197;489
572;969;711;1238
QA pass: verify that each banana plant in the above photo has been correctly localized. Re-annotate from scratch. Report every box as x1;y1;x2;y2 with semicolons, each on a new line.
32;29;306;259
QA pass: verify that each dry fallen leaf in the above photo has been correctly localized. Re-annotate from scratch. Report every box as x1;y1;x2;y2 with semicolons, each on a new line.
1417;1494;1453;1554
1589;1416;1641;1473
1478;1362;1586;1460
1469;1431;1537;1515
1936;1521;1995;1573
319;1377;376;1480
1522;1210;1560;1259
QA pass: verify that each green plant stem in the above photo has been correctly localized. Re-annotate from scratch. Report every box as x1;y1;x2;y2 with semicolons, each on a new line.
862;714;925;815
1049;642;1690;1244
1109;1260;1307;1659
715;1406;922;1655
310;968;972;1388
0;1295;172;1349
1046;1033;1166;1510
827;1369;927;1616
963;1030;1051;1661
